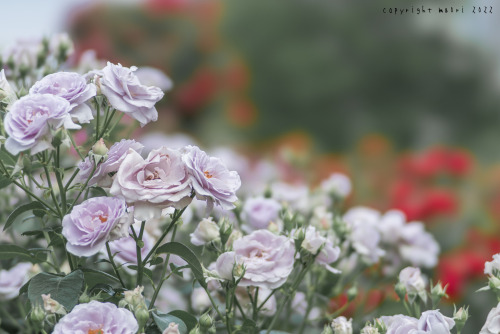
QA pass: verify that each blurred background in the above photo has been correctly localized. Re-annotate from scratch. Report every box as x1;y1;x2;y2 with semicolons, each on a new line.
3;0;500;330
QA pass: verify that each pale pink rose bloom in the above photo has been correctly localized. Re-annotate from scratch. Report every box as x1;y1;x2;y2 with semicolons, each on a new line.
110;147;193;221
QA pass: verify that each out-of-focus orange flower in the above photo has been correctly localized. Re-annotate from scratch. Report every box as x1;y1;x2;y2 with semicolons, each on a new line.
226;98;257;127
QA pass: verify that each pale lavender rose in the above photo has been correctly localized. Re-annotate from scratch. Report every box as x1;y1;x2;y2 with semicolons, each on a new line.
271;181;309;213
398;267;426;295
4;94;79;155
2;37;41;72
98;62;164;126
62;196;133;257
398;222;439;268
78;139;144;187
182;145;241;211
190;217;220;246
416;310;455;333
241;196;281;230
343;207;385;264
301;226;340;273
480;302;500;334
30;72;96;123
0;262;32;300
381;315;418;334
110;146;193;221
52;300;138;334
191;287;213;313
218;230;295;289
0;69;16;105
320;172;352;198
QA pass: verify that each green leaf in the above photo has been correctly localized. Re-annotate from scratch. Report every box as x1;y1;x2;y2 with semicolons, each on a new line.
241;319;258;334
155;242;206;288
27;270;84;311
0;244;43;263
80;267;120;288
4;201;45;231
0;174;12;189
168;310;197;333
90;186;108;197
153;313;187;334
0;148;16;167
88;283;125;297
258;331;290;334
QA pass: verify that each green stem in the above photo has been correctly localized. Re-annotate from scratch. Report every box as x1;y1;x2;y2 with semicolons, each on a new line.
11;179;59;216
42;230;61;274
234;295;247;321
55;146;67;215
253;287;259;321
67;163;97;212
41;161;63;218
64;168;80;191
148;224;179;311
132;221;146;287
94;97;100;142
142;203;191;265
99;108;117;139
68;131;85;161
106;241;126;289
266;263;311;334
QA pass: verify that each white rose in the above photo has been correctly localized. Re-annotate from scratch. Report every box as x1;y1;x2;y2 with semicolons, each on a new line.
190;217;220;246
399;266;426;295
416;310;455;333
480;302;500;334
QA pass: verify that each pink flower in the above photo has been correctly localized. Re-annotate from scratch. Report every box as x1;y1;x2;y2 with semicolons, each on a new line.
110;147;192;221
29;72;96;124
4;94;79;155
78;139;144;187
182;145;241;211
416;310;455;333
98;62;164;126
52;300;138;333
0;263;31;300
62;197;133;257
216;230;295;289
241;196;281;230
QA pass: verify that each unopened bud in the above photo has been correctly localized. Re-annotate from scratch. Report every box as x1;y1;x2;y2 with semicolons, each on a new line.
199;313;213;329
267;221;280;233
92;138;109;156
321;325;334;334
134;305;150;330
79;288;91;304
347;285;358;302
454;305;469;332
394;282;407;301
189;327;202;334
30;304;45;324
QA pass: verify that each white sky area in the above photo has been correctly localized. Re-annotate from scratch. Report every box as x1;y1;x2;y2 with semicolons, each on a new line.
0;0;144;49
